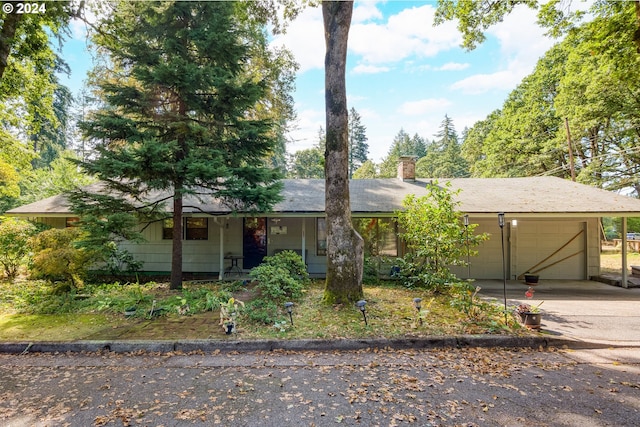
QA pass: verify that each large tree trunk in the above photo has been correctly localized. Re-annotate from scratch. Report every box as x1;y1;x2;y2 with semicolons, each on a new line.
0;12;23;82
171;187;183;290
322;0;364;304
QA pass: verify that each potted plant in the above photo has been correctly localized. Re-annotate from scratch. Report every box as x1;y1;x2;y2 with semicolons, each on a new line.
515;301;543;329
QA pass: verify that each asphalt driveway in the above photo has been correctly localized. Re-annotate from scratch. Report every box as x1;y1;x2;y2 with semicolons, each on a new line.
477;279;640;346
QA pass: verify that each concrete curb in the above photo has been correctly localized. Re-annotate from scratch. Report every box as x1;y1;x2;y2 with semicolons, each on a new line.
0;335;621;355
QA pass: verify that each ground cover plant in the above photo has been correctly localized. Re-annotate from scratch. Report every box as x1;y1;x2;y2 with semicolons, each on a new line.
0;275;523;342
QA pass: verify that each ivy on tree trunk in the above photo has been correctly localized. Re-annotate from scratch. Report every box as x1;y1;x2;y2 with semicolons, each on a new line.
322;0;364;304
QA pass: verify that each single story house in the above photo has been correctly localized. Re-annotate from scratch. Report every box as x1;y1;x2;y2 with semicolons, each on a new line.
7;158;640;282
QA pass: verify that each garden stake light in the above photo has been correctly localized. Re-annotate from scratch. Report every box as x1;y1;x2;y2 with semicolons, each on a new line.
356;300;368;326
284;302;294;325
413;297;422;326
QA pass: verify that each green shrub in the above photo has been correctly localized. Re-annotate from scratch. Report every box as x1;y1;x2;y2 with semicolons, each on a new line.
396;182;488;293
249;250;308;302
0;217;37;280
29;227;97;289
244;299;280;324
247;251;309;325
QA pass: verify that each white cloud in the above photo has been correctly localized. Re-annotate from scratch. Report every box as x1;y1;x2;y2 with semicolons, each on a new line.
349;4;461;65
437;62;470;71
451;5;556;95
352;64;390;74
353;1;383;23
270;7;325;73
450;68;517;94
398;98;453;116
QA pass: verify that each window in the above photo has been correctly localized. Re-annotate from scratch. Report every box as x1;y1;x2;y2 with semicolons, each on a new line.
354;218;398;257
317;217;326;256
162;219;173;240
186;217;208;240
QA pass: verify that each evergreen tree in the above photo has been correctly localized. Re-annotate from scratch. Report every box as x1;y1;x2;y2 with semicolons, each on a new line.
75;1;284;289
417;115;468;178
379;129;427;177
348;107;369;178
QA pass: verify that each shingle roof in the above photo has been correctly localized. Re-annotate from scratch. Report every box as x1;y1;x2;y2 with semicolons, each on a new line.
7;176;640;217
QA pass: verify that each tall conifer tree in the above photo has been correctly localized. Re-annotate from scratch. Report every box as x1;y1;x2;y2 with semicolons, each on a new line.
76;1;283;289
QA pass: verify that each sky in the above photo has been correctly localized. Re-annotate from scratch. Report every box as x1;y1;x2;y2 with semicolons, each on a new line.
59;0;560;163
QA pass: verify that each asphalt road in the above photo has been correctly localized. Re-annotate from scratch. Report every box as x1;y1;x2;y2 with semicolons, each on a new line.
1;347;639;426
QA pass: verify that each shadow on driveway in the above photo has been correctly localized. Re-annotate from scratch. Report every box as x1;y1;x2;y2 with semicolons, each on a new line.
477;279;640;346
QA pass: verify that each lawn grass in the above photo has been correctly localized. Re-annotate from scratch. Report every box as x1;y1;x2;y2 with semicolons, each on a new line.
0;278;525;342
600;251;640;274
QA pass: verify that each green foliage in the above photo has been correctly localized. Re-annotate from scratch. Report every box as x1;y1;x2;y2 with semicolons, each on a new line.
434;0;538;50
379;129;427;178
29;227;96;288
245;299;281;325
77;0;288;289
352;160;378;179
441;0;640;196
0;217;37;279
348;107;369;178
0;3;81;209
247;250;309;324
396;182;488;293
19;152;95;205
250;250;308;301
416;115;468;178
288;147;324;178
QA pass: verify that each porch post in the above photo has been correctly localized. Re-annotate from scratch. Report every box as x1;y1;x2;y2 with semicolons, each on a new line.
219;220;225;281
301;218;306;266
622;217;628;289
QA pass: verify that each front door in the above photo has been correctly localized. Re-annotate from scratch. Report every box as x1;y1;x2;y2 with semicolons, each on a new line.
243;217;267;269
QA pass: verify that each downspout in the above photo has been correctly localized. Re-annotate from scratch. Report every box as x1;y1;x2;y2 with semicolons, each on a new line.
213;218;225;280
301;218;306;267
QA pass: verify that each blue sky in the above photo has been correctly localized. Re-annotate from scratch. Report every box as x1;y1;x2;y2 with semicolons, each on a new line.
59;1;560;163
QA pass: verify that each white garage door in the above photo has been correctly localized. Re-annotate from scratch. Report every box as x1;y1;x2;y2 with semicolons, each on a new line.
513;220;586;280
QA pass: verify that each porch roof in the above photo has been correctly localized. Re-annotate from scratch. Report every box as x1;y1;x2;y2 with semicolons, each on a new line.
6;176;640;217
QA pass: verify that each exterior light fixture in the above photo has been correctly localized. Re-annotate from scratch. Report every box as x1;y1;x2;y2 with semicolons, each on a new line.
356;300;368;326
284;302;294;325
498;212;505;228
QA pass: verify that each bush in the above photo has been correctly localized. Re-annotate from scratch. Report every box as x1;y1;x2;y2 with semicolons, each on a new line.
250;250;309;301
0;217;37;280
396;182;488;293
29;227;96;289
247;251;309;324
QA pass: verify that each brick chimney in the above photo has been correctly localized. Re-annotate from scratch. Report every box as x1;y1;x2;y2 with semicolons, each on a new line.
397;156;417;182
